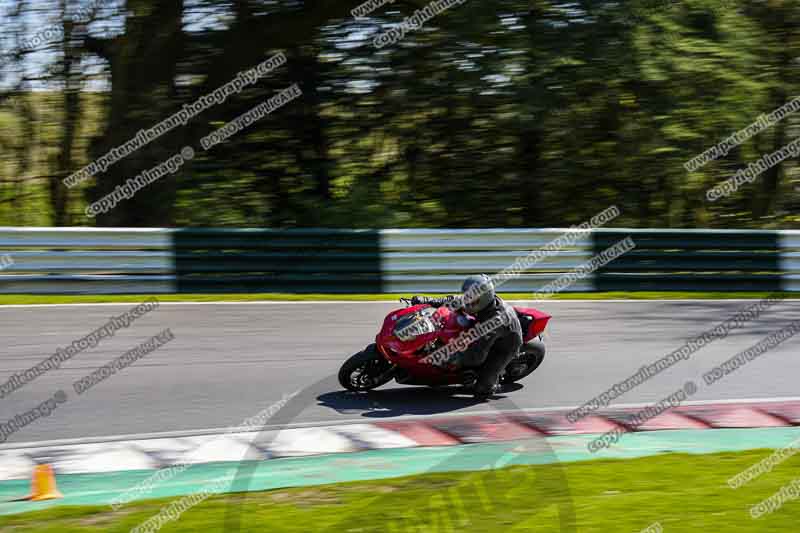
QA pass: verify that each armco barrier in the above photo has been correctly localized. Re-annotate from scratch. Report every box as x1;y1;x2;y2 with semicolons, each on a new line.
0;227;797;294
593;229;792;292
0;228;173;294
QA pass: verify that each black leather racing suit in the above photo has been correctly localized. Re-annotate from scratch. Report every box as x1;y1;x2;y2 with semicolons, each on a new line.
410;295;523;397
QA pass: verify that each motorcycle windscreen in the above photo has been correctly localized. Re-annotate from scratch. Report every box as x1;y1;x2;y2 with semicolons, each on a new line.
394;307;437;341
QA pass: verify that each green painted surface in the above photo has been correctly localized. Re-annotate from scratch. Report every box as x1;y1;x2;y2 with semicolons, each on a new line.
2;427;799;516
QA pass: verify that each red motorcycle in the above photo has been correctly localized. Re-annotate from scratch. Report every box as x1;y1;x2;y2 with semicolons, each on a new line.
338;299;551;392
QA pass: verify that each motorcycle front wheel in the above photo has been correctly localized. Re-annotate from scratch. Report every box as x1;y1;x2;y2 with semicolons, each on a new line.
338;344;395;392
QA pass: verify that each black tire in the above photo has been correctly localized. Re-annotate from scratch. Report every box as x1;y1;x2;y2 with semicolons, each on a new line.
502;337;546;383
338;344;395;392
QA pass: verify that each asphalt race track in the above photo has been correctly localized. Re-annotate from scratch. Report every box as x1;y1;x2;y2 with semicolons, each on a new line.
1;300;798;444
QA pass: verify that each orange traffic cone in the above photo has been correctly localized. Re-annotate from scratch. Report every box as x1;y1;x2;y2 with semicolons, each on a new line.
26;464;63;501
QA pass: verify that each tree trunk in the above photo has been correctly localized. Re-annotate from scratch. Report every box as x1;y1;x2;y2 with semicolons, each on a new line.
87;0;184;227
53;9;79;226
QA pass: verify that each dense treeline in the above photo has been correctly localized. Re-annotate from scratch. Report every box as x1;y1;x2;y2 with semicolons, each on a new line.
0;0;798;228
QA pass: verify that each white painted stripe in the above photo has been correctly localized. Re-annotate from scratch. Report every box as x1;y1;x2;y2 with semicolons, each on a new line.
127;437;198;466
266;427;360;457
177;436;264;464
0;453;37;480
333;424;419;449
127;437;194;454
44;444;159;475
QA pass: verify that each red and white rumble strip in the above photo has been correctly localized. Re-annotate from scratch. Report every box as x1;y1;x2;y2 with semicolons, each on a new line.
1;398;800;481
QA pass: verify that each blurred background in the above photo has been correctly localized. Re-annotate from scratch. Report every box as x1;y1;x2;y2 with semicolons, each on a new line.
1;0;798;230
3;4;800;531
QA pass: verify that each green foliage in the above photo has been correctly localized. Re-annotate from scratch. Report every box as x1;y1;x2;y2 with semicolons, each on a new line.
1;0;799;228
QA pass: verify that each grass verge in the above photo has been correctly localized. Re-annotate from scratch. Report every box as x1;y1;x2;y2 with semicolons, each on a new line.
2;450;798;532
0;291;797;305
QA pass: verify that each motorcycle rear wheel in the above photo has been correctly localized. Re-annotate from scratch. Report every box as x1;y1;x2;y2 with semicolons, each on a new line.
338;344;395;392
502;337;546;383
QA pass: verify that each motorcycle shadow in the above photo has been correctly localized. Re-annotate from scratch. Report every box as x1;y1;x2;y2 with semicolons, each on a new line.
316;383;524;418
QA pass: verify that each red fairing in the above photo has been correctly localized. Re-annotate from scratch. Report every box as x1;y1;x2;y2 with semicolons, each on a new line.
374;303;551;386
375;304;470;383
515;307;552;341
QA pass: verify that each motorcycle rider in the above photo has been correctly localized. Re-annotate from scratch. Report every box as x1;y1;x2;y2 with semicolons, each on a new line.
410;274;523;400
